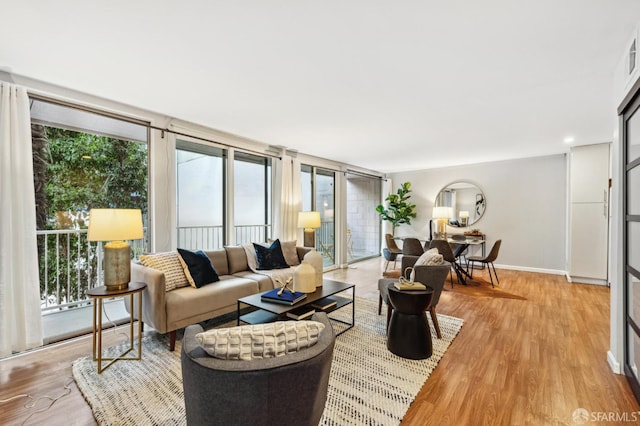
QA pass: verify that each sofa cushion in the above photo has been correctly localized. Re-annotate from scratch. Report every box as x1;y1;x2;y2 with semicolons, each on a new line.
177;248;220;288
139;252;189;291
204;249;230;276
225;245;250;274
253;240;289;270
195;320;325;360
165;276;260;327
280;240;300;266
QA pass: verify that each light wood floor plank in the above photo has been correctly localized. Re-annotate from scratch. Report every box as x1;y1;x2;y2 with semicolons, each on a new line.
1;257;638;425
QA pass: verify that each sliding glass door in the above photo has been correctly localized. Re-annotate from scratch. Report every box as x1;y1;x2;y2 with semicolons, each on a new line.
346;174;381;262
233;152;272;244
301;165;335;268
622;84;640;401
176;140;225;249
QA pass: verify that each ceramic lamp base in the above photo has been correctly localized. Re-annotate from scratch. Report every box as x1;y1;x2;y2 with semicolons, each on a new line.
103;240;131;291
303;229;316;248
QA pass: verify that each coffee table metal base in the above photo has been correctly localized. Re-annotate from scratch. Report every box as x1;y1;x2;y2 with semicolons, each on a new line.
237;279;355;336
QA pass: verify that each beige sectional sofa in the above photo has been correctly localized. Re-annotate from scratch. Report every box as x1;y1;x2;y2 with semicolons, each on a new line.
126;244;309;350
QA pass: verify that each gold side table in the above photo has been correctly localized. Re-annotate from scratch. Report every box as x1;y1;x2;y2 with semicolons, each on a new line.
87;281;146;373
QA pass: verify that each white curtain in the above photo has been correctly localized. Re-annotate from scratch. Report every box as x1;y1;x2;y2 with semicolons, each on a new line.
0;82;43;357
273;154;302;242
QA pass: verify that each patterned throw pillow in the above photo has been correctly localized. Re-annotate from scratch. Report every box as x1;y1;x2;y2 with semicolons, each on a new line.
195;320;325;360
415;248;444;266
139;252;190;291
253;239;289;270
177;248;220;288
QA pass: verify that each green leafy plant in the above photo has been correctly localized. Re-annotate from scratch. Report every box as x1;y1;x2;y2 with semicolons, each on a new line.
375;181;417;234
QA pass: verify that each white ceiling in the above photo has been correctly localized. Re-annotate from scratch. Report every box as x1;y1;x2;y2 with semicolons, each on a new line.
2;1;640;172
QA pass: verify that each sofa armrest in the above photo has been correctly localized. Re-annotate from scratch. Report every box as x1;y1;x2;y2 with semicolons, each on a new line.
129;262;168;333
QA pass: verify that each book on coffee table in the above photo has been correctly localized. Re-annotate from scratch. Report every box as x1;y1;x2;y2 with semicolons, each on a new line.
260;288;307;305
286;306;316;320
310;297;337;311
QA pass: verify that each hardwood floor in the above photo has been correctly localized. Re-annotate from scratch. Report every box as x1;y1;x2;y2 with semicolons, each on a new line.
1;257;638;425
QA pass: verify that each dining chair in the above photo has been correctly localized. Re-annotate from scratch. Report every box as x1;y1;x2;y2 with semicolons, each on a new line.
384;233;402;271
428;239;459;287
402;237;424;256
467;240;502;287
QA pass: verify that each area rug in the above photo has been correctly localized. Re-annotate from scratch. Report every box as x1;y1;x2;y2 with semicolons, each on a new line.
72;297;463;425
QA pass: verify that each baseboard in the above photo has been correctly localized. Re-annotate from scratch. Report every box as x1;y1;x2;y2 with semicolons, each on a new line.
608;350;622;374
492;263;566;276
567;276;608;286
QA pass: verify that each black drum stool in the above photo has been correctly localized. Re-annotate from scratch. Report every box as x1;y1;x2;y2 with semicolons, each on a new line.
386;285;434;359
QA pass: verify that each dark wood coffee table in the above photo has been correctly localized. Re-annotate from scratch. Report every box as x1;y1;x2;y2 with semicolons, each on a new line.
237;279;355;335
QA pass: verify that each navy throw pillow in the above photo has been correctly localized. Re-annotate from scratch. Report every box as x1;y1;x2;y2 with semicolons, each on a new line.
253;239;289;270
177;248;219;288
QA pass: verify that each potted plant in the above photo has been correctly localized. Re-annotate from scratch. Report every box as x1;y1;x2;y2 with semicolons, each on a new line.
375;181;417;235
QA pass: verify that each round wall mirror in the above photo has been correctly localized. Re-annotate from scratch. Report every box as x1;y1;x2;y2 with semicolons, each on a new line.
434;181;485;228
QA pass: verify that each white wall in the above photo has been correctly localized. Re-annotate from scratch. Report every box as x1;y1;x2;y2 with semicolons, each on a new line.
389;154;567;273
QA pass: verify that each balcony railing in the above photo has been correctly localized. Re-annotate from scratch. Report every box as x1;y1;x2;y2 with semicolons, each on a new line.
39;224;272;313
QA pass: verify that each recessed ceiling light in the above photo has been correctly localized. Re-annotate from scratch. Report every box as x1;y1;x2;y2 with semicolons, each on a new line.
563;136;575;144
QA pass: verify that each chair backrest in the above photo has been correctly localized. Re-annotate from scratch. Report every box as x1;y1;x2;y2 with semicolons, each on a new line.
485;240;502;262
385;233;401;253
413;265;450;308
428;239;457;263
402;237;424;256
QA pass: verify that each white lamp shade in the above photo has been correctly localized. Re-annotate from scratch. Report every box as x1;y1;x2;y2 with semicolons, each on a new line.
298;211;321;229
432;206;452;219
87;209;144;241
459;211;470;218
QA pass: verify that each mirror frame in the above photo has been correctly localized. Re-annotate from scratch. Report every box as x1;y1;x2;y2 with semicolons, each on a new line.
434;180;486;228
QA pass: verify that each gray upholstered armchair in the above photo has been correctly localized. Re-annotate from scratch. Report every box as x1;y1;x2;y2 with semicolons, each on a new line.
181;312;336;426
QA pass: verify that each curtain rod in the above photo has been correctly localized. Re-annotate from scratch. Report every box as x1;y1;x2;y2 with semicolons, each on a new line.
26;92;281;160
148;125;282;160
345;169;384;180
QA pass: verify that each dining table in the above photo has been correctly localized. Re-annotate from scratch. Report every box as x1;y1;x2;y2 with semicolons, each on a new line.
446;236;485;284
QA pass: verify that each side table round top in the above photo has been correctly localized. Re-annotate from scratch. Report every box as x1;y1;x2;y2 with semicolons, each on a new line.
87;281;146;297
387;285;433;314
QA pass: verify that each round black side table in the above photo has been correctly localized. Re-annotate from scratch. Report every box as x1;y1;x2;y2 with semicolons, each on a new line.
386;285;434;359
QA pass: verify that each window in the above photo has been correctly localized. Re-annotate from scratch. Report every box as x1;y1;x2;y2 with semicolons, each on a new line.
301;165;335;267
176;140;225;249
234;152;272;244
30;98;148;312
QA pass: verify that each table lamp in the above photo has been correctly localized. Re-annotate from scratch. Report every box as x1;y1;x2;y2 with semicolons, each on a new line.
298;211;321;248
432;206;452;239
88;208;144;291
459;211;469;227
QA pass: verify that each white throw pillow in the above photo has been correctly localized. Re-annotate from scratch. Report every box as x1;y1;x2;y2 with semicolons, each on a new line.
139;252;190;291
195;320;325;360
415;248;444;266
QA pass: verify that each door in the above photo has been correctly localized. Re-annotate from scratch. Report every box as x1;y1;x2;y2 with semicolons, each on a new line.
622;83;640;402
